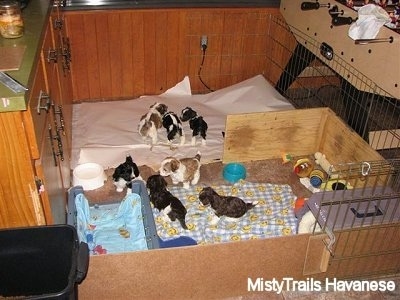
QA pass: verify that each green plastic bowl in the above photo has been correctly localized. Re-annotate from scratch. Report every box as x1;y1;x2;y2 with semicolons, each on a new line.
223;163;246;183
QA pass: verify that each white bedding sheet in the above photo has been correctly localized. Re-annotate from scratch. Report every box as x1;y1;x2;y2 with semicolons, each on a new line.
72;75;294;170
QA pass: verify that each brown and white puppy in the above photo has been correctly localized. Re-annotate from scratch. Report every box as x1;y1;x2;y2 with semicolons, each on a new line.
198;186;258;225
138;102;168;146
159;152;201;189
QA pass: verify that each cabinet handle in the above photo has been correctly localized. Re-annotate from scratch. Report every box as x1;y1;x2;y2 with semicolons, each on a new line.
61;37;71;73
48;124;64;167
48;124;58;166
47;48;58;63
52;103;65;136
53;18;64;30
36;91;51;115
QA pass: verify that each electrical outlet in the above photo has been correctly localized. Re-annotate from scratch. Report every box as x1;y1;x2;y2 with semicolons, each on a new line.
200;35;208;50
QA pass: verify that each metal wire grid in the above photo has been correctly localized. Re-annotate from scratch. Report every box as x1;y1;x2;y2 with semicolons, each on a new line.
307;159;400;279
265;14;400;278
265;14;400;159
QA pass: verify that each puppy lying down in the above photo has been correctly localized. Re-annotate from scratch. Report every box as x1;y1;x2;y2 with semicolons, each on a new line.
198;186;258;225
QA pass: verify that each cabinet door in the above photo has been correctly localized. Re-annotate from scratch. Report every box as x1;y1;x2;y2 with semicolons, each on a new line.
0;112;46;227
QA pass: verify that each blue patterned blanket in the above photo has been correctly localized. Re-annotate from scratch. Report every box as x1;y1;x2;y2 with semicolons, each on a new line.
152;180;297;245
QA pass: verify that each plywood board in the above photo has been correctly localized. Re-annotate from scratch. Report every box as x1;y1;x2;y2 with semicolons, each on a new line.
223;108;326;163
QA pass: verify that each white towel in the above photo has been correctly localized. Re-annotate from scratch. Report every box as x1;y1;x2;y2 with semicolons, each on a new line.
348;4;391;40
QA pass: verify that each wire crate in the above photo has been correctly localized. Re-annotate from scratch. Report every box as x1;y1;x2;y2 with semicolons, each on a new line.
264;13;400;279
264;14;400;160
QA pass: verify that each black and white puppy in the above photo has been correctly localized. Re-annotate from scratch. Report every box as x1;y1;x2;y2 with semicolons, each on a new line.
138;102;168;146
198;186;258;225
112;155;142;193
162;111;185;145
180;107;208;146
146;174;188;229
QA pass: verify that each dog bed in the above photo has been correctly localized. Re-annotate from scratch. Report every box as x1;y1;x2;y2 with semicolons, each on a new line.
152;180;298;244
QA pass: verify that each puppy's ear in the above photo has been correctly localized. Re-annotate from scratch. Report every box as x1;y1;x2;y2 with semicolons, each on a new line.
146;176;155;190
132;164;140;177
126;155;133;164
170;159;180;172
160;176;168;187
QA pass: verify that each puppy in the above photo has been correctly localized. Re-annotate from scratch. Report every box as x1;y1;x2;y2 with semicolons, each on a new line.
138;102;168;146
180;107;208;146
198;186;258;225
159;152;201;189
146;175;188;229
112;155;142;193
162;111;185;145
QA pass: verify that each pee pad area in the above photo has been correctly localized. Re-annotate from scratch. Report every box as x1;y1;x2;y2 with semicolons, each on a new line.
74;192;149;255
72;75;294;170
153;180;298;244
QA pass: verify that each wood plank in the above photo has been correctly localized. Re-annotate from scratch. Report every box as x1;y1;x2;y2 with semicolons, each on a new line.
119;12;134;97
83;14;101;100
223;108;324;163
66;8;288;101
96;14;112;98
108;13;123;98
143;12;157;95
155;11;168;93
131;11;145;97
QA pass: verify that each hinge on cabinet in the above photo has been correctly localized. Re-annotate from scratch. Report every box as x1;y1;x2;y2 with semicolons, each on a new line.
34;176;45;193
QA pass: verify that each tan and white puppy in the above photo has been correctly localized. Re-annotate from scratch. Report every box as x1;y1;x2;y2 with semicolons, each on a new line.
138;102;168;146
159;152;201;189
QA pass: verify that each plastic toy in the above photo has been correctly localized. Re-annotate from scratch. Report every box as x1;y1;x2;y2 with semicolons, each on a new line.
294;197;307;215
314;152;337;179
293;158;314;178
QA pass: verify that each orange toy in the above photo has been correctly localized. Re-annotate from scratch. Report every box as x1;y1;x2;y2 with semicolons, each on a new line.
294;197;307;215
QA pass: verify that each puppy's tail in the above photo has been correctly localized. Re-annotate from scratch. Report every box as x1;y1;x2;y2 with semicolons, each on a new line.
246;201;258;211
178;218;188;230
194;151;201;161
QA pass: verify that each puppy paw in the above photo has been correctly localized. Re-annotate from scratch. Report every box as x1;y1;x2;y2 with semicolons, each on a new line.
183;182;190;189
191;137;196;146
201;139;206;146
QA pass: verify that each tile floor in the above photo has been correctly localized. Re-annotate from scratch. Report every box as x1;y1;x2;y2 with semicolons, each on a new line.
225;276;400;300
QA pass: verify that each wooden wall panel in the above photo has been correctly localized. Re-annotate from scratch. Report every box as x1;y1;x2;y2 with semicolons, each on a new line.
65;7;283;102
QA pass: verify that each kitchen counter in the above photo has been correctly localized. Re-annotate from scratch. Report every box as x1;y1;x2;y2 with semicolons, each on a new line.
0;0;51;112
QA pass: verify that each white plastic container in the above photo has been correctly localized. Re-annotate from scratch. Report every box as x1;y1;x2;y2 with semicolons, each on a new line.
73;163;106;191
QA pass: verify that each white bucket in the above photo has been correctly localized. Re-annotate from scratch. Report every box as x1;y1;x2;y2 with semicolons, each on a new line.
73;163;106;191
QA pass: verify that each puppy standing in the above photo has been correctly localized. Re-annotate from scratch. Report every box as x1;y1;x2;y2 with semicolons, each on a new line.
138;102;168;146
180;107;208;146
112;155;142;193
159;152;201;189
162;111;185;146
146;175;188;229
198;186;258;225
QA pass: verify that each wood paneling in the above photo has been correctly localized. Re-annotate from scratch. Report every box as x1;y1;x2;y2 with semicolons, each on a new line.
65;7;283;102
